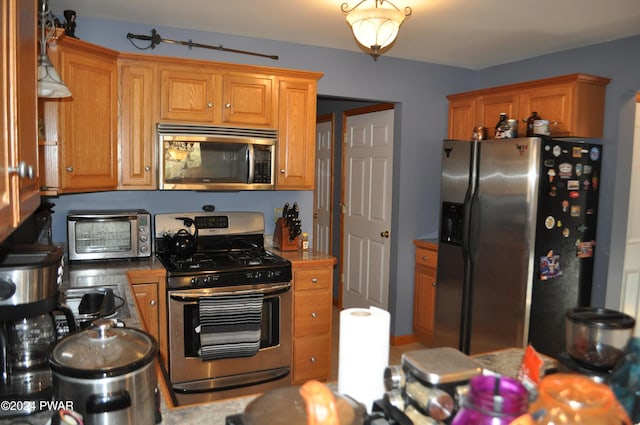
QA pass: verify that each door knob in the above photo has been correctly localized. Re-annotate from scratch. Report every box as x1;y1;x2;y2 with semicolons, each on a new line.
380;230;390;238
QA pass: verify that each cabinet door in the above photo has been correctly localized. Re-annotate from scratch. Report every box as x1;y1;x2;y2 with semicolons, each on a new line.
413;245;437;345
277;78;317;189
119;60;157;189
159;66;218;123
0;0;39;242
57;41;118;192
477;92;519;134
221;73;274;127
132;282;160;339
519;84;572;137
448;96;476;140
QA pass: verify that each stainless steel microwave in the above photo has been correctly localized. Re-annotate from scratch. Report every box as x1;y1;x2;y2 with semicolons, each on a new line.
67;210;152;261
157;124;277;191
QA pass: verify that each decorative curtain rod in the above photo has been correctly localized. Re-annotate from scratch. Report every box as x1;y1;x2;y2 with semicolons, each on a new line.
126;29;279;60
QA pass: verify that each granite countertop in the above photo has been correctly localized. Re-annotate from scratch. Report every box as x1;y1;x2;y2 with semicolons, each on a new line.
0;256;549;425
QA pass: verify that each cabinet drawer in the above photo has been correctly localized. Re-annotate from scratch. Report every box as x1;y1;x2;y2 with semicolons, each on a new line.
415;247;438;268
294;268;331;291
293;335;331;383
294;291;331;337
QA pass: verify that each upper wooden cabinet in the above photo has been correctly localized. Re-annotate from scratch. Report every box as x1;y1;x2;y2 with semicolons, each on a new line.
221;73;275;127
447;74;610;140
38;38;322;193
277;77;318;190
159;65;218;123
159;65;275;128
40;34;119;194
0;0;40;243
118;57;157;189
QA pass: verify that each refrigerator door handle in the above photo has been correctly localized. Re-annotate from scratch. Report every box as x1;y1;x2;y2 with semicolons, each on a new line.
459;139;480;354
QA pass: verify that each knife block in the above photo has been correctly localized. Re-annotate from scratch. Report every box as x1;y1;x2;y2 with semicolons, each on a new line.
273;217;299;251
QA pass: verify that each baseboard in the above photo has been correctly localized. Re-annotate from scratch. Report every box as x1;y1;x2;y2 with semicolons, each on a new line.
390;334;418;346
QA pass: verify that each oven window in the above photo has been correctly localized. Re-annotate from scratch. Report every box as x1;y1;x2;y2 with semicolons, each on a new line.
73;221;132;253
163;141;249;184
183;296;280;358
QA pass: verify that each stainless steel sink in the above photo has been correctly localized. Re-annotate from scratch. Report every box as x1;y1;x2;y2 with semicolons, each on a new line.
59;284;131;330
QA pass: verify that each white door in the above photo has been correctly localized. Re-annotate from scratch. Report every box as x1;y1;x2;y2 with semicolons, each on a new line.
341;106;394;310
314;117;333;254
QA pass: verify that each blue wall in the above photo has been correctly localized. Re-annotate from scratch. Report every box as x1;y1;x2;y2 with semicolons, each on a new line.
48;12;640;337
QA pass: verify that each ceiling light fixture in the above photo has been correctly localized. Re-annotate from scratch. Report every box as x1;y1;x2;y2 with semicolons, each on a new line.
341;0;412;60
37;0;71;98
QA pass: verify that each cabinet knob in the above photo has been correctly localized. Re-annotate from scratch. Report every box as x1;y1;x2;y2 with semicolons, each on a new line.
207;102;214;108
150;300;156;306
432;281;437;287
422;256;428;261
8;161;34;179
280;169;286;174
311;312;317;318
65;166;73;173
144;165;151;172
225;103;231;109
309;356;317;363
311;278;318;283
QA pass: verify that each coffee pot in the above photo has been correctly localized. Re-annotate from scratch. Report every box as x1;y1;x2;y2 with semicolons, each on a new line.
0;244;76;417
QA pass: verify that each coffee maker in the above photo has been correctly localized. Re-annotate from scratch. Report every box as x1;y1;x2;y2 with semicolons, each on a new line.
0;244;76;417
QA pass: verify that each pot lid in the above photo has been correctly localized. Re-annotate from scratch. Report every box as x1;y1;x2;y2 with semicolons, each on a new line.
49;319;156;378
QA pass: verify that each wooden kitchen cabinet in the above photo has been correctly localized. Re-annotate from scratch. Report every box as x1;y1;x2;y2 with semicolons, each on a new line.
0;0;40;243
127;269;168;370
447;74;610;140
221;73;275;127
292;262;333;384
413;240;438;346
277;77;318;190
118;57;158;189
159;65;275;127
159;64;218;123
40;33;118;194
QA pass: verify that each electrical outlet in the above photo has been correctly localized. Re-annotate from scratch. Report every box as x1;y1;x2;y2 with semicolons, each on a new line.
274;208;282;223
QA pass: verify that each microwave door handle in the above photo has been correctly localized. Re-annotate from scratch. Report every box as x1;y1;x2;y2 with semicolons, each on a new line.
70;216;136;222
247;144;255;183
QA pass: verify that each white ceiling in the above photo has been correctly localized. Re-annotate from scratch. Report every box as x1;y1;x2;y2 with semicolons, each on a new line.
51;0;640;69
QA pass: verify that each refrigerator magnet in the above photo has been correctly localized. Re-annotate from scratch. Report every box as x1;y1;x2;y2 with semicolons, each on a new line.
567;180;580;190
544;216;555;229
575;164;582;176
548;185;557;197
553;145;562;157
559;163;572;178
572;147;583;158
562;228;570;238
582;180;591;190
590;147;600;161
576;241;594;258
583;165;593;174
548;169;556;182
540;250;562;280
577;224;588;233
562;200;569;212
570;205;581;217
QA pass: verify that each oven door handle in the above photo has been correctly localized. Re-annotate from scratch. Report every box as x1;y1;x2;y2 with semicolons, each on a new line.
169;282;291;301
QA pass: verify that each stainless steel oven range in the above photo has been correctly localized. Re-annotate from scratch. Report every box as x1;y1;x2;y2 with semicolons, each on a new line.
154;211;292;405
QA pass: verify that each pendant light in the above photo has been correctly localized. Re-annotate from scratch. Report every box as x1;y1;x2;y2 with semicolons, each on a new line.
341;0;412;60
37;0;71;98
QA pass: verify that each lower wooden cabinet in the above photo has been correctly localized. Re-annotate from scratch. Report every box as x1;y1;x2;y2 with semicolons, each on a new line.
292;263;333;384
127;269;168;370
413;240;438;346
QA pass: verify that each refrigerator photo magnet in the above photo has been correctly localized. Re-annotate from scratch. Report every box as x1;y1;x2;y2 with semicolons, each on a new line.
576;240;595;258
539;249;563;280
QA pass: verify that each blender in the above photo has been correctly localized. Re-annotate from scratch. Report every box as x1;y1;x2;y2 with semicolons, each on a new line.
557;307;635;383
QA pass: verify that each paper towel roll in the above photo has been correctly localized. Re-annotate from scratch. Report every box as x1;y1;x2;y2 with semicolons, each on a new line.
337;306;390;412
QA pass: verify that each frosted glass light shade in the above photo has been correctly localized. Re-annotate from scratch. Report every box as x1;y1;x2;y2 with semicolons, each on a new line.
346;6;405;56
37;53;71;98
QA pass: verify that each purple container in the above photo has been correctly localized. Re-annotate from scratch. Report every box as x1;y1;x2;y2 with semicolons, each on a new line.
451;375;529;425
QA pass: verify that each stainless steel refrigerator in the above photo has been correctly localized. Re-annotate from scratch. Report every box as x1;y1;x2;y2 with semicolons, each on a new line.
434;137;602;357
